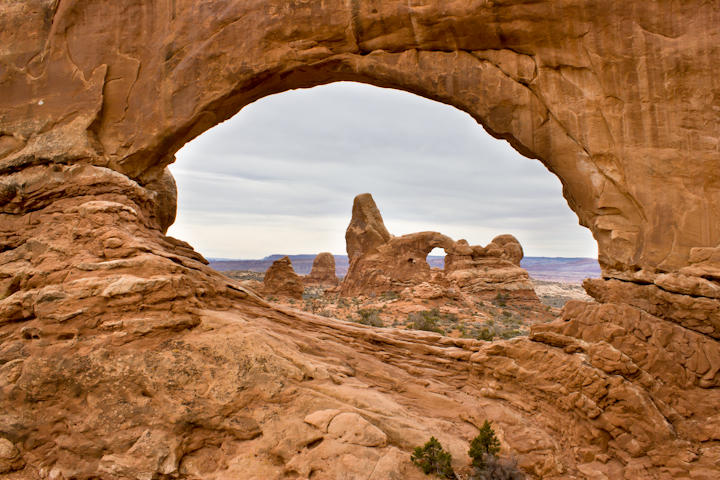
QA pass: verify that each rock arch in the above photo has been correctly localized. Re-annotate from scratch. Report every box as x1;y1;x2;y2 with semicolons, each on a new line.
1;1;719;478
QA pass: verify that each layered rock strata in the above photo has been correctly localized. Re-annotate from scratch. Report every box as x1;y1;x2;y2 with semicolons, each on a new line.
304;252;340;288
1;1;719;478
340;194;540;309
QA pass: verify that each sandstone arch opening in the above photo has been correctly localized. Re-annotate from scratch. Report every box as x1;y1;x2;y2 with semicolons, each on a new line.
167;82;597;265
167;81;599;330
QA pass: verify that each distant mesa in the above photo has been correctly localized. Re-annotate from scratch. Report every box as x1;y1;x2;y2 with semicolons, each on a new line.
340;193;543;310
304;252;339;288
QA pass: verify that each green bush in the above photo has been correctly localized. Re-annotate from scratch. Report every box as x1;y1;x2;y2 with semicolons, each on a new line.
500;329;522;340
469;421;501;467
411;436;456;479
469;455;525;480
476;327;496;341
356;308;383;327
468;421;525;479
493;292;508;307
407;308;458;334
476;324;524;341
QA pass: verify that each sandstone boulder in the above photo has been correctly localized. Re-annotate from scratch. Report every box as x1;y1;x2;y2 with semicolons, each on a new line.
305;409;388;447
304;252;339;287
263;256;304;300
489;234;524;266
327;412;388;447
0;438;23;474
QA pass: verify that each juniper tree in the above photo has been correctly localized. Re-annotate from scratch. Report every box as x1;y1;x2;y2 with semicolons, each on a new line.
469;420;501;468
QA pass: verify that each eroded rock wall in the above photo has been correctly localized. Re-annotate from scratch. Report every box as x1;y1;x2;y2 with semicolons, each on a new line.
1;1;719;478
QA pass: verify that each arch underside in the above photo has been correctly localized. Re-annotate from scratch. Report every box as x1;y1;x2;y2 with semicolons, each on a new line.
1;1;719;478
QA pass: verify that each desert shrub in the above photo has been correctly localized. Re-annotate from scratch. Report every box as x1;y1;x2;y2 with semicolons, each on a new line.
476;327;496;341
469;420;525;480
444;311;459;322
499;329;522;340
302;289;322;300
411;436;456;479
476;324;524;341
336;297;349;308
407;309;443;334
493;292;508;307
469;455;525;480
380;290;400;301
407;308;458;334
469;421;500;467
304;299;321;313
356;308;383;327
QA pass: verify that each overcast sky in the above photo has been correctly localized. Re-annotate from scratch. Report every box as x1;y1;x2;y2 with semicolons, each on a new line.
167;82;597;259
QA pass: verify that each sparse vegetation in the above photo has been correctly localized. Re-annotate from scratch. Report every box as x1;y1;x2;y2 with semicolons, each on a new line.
355;308;383;327
411;422;524;479
222;270;264;282
493;292;508;307
380;290;400;301
476;327;496;341
469;455;525;480
302;288;323;300
244;269;556;341
411;437;456;479
475;324;523;341
407;309;444;333
468;420;525;480
469;421;501;468
406;308;459;334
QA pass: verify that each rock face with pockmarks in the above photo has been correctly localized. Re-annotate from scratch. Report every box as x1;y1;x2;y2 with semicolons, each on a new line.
1;1;720;478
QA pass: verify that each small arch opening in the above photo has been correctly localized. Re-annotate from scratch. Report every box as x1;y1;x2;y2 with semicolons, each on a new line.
427;248;446;270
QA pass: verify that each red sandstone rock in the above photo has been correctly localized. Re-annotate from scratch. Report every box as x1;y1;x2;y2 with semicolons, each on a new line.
1;1;719;478
0;438;24;474
340;194;541;310
304;252;339;287
345;193;392;263
263;256;304;299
